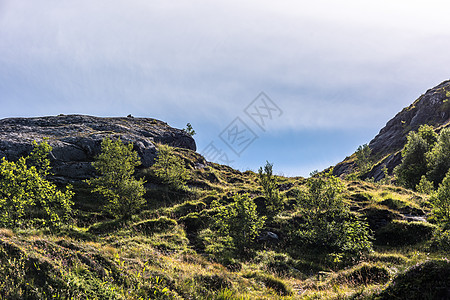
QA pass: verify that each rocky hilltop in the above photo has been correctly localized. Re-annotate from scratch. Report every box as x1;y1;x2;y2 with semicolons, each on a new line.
335;79;450;179
0;115;196;182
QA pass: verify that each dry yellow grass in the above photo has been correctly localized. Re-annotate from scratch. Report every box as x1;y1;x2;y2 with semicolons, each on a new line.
0;228;14;237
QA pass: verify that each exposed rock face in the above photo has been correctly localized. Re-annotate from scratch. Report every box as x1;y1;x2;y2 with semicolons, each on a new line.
369;80;450;157
0;115;196;182
335;80;450;179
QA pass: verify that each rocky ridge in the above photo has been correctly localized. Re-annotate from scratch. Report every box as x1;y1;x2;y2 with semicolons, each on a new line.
334;80;450;180
0;115;196;182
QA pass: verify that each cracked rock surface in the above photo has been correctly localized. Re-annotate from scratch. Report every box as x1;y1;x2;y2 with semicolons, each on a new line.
0;115;196;182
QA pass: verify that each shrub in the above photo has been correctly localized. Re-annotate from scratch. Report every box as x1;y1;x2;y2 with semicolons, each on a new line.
86;137;146;220
430;169;450;225
295;170;372;259
430;228;450;251
395;131;432;189
427;127;450;186
416;175;434;194
355;144;372;174
0;140;73;228
183;123;196;136
152;144;189;190
199;228;234;258
212;194;265;254
258;161;283;220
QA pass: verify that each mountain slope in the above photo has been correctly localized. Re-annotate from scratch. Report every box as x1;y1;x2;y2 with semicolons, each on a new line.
334;79;450;180
0;112;446;299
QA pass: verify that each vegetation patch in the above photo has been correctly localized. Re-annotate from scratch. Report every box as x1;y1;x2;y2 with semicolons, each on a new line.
133;216;178;235
375;219;436;246
379;198;424;215
169;200;207;218
194;274;232;291
333;263;391;286
88;218;125;234
377;260;450;299
244;272;292;296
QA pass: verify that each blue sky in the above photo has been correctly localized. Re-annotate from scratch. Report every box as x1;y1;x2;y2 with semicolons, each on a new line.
1;0;450;176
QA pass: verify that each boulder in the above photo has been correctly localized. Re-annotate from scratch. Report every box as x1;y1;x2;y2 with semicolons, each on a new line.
0;115;196;182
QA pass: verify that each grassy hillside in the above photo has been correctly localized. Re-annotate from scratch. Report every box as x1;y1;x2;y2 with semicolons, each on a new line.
0;147;448;299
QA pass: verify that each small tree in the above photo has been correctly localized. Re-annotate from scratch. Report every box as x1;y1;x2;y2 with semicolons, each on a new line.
355;144;372;174
184;123;196;136
0;157;36;227
296;169;372;258
431;170;450;225
416;175;434;194
427;128;450;186
28;140;52;176
395;125;438;189
395;131;430;189
418;124;438;146
258;161;283;220
152;144;189;190
379;165;391;185
87;137;146;219
300;169;347;224
0;141;73;228
213;194;265;253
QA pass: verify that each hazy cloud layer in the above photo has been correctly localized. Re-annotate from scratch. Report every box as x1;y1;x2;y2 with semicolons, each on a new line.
1;0;449;175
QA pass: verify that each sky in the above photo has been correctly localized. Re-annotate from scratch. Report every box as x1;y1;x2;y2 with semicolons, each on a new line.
1;0;450;176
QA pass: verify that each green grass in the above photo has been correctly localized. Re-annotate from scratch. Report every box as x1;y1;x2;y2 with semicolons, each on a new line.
1;147;449;299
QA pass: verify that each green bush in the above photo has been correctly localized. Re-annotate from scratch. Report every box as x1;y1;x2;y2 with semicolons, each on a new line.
427;127;450;186
258;161;283;220
416;175;434;194
395;131;431;189
0;140;74;228
430;169;450;225
212;194;265;254
295;170;372;259
152;144;190;190
86;137;146;220
355;144;373;174
430;228;450;251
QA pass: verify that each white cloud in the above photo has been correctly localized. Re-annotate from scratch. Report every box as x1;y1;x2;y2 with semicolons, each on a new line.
0;0;449;132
